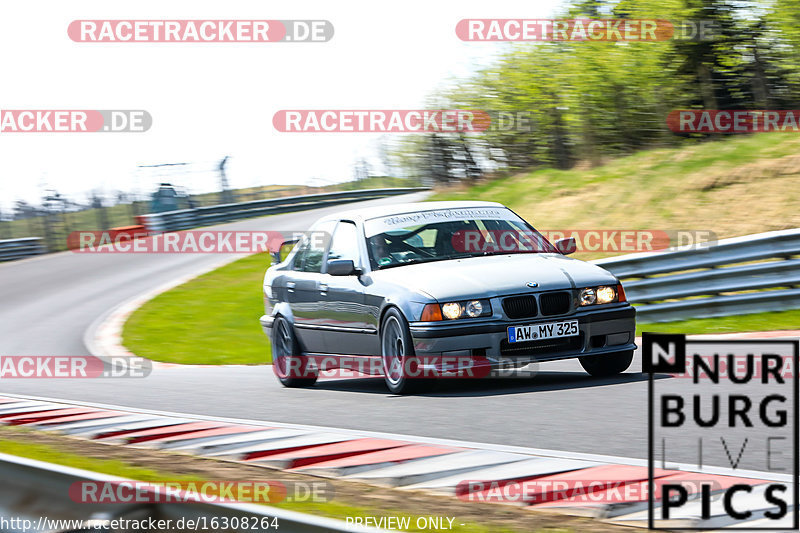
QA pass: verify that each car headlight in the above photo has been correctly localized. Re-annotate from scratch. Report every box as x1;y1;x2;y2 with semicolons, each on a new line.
579;288;597;306
465;300;483;318
441;302;463;320
579;285;622;306
596;285;617;304
421;299;492;321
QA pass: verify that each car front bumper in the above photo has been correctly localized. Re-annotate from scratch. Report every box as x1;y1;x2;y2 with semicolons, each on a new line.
407;304;636;368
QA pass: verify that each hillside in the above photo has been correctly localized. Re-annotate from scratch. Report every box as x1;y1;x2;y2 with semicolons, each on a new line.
433;133;800;243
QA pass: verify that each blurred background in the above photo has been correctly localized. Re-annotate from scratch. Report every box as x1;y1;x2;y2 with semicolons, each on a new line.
3;0;800;251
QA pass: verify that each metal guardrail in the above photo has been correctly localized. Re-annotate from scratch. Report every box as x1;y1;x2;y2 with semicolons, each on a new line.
595;228;800;322
0;453;385;533
138;188;429;233
0;237;45;263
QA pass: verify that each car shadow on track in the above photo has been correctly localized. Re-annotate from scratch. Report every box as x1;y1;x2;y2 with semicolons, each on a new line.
310;371;669;396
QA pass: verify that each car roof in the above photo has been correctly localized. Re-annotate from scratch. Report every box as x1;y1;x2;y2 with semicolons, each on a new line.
317;200;508;224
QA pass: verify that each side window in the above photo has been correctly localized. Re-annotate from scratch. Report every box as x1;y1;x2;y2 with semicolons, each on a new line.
292;221;335;272
291;237;311;271
327;221;361;265
299;221;334;273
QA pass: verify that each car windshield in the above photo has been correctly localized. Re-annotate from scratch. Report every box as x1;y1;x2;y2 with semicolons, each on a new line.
363;207;558;269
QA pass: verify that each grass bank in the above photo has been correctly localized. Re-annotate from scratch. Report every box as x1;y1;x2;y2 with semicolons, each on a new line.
432;133;800;243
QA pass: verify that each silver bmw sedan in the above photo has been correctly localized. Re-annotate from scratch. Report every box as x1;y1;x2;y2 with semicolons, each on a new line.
261;201;636;394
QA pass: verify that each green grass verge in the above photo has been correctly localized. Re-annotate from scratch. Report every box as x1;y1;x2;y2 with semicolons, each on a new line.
637;308;800;336
0;430;537;533
0;436;192;482
123;252;272;365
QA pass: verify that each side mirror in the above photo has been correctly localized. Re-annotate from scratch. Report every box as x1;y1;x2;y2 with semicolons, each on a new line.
327;259;361;276
555;237;577;255
270;238;299;264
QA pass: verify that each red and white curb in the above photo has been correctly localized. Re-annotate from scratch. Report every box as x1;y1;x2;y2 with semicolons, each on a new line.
0;393;792;530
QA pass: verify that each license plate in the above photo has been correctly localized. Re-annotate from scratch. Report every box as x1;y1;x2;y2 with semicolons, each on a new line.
507;320;579;343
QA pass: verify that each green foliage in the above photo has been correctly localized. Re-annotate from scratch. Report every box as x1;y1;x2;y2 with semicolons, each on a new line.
398;0;800;179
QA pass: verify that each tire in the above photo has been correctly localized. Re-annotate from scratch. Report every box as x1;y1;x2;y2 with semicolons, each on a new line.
380;308;424;394
271;316;317;388
579;350;634;377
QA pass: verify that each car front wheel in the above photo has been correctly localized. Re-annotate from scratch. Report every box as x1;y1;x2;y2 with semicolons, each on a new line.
579;350;633;377
272;316;317;388
380;308;423;394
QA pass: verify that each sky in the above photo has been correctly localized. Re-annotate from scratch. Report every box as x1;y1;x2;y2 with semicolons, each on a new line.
0;0;566;211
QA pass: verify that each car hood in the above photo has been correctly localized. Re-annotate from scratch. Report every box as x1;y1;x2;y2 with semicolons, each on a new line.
371;253;618;301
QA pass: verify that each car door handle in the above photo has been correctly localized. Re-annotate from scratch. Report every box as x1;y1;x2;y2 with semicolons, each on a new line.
286;281;296;293
319;283;328;294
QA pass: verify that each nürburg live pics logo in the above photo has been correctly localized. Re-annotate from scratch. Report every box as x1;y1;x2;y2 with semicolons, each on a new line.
644;333;798;530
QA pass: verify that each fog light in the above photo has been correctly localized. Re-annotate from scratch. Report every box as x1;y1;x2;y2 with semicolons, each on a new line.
441;302;463;320
596;286;617;304
465;300;483;318
580;288;597;306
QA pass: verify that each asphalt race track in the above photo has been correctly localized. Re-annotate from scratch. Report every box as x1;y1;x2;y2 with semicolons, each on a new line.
0;193;780;470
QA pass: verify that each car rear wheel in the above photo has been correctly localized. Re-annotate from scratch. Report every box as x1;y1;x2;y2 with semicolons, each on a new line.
579;350;633;377
381;308;423;394
272;316;317;388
